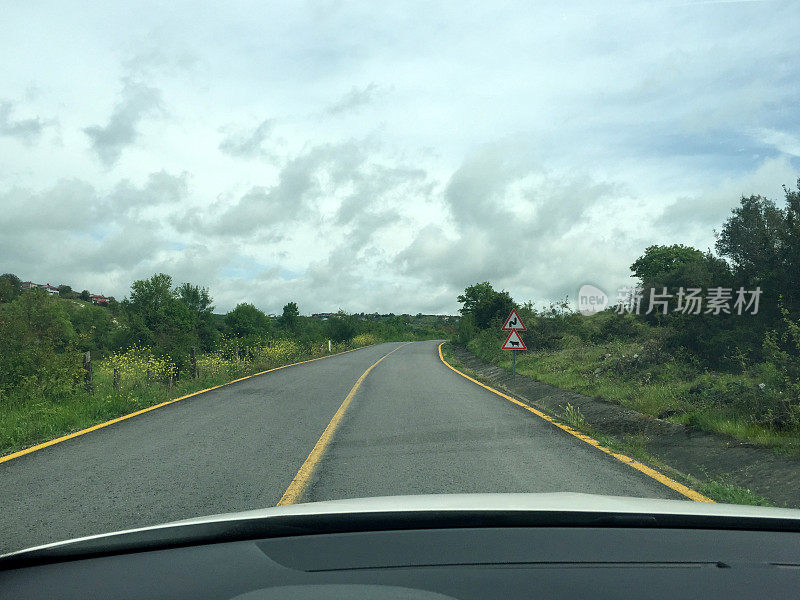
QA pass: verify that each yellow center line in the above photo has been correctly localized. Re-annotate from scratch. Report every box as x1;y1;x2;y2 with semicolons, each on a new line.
277;343;410;506
438;342;714;503
0;344;376;465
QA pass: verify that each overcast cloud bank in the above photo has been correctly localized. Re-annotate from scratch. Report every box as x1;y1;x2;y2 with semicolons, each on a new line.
1;1;798;314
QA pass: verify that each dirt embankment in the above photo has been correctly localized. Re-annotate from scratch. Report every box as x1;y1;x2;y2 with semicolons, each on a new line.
451;344;800;508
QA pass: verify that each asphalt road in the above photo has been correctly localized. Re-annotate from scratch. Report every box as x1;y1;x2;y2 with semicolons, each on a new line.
0;340;680;553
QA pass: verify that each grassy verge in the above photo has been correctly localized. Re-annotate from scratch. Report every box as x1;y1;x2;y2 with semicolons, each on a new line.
0;340;376;457
463;332;800;454
442;342;773;506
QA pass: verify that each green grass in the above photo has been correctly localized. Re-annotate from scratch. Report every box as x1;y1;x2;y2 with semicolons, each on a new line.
0;378;215;455
695;481;773;506
442;342;778;507
471;338;800;454
562;403;587;429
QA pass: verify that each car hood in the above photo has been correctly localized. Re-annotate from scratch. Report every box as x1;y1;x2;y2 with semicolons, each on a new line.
176;492;800;523
4;493;800;564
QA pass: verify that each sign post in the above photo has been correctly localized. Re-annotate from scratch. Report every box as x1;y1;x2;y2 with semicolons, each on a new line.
501;309;527;377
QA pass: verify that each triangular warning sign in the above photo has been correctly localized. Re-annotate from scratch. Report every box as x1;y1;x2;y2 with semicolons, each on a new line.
501;330;527;350
502;308;526;331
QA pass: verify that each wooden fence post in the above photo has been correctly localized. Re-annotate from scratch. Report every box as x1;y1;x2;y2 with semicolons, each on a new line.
328;339;332;352
191;347;198;379
168;366;174;389
113;367;120;390
83;351;93;393
234;345;239;361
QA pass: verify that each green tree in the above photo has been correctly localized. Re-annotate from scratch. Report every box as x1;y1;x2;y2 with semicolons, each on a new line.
0;279;16;303
57;284;76;299
176;282;218;350
324;310;358;343
630;245;732;315
79;290;91;301
225;303;271;338
455;312;478;344
66;302;117;353
457;282;515;329
121;273;197;364
280;301;300;331
0;273;21;302
715;188;800;319
630;244;706;282
630;244;750;367
782;181;800;314
716;194;788;315
0;288;78;393
176;283;213;315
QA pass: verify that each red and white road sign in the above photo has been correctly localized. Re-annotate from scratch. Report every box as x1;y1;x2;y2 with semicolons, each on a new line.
501;330;527;350
502;308;526;331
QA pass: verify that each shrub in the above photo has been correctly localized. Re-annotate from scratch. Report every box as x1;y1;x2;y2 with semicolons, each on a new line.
352;333;378;347
0;289;79;396
762;307;800;400
455;313;478;345
593;312;647;342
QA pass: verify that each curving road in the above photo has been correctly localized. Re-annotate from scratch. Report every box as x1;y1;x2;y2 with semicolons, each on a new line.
0;340;681;553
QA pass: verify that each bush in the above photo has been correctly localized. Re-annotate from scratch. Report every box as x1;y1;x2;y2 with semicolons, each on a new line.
324;312;359;343
762;307;800;400
685;372;798;431
352;333;378;347
455;313;477;345
592;312;647;342
0;289;80;396
466;328;505;363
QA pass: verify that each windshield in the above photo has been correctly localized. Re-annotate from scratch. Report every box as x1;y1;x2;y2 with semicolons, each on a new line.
1;1;799;554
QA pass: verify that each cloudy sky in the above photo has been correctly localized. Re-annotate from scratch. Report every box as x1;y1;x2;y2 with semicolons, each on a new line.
2;1;799;314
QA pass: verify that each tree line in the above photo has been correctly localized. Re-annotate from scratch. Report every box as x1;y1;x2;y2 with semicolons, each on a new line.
456;182;800;389
0;272;451;398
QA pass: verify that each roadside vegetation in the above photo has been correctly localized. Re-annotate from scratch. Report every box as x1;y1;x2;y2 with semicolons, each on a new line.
0;274;453;455
453;182;800;454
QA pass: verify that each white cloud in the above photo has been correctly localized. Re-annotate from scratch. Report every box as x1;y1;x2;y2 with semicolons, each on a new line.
84;79;163;167
0;100;51;143
325;83;382;115
752;128;800;157
219;119;276;159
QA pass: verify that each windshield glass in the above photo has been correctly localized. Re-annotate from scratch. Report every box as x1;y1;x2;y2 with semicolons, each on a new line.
1;0;799;554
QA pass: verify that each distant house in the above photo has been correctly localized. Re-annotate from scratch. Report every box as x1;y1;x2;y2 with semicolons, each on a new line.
20;281;38;290
90;294;109;305
40;284;59;295
311;312;335;319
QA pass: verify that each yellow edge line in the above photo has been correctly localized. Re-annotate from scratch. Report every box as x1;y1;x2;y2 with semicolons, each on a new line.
277;343;410;506
437;343;714;503
0;344;378;466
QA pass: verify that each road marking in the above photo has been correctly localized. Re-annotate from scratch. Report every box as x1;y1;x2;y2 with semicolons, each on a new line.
0;344;379;466
438;343;714;503
278;343;410;505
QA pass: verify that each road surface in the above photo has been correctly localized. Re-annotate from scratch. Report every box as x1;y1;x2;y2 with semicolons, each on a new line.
0;340;681;553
